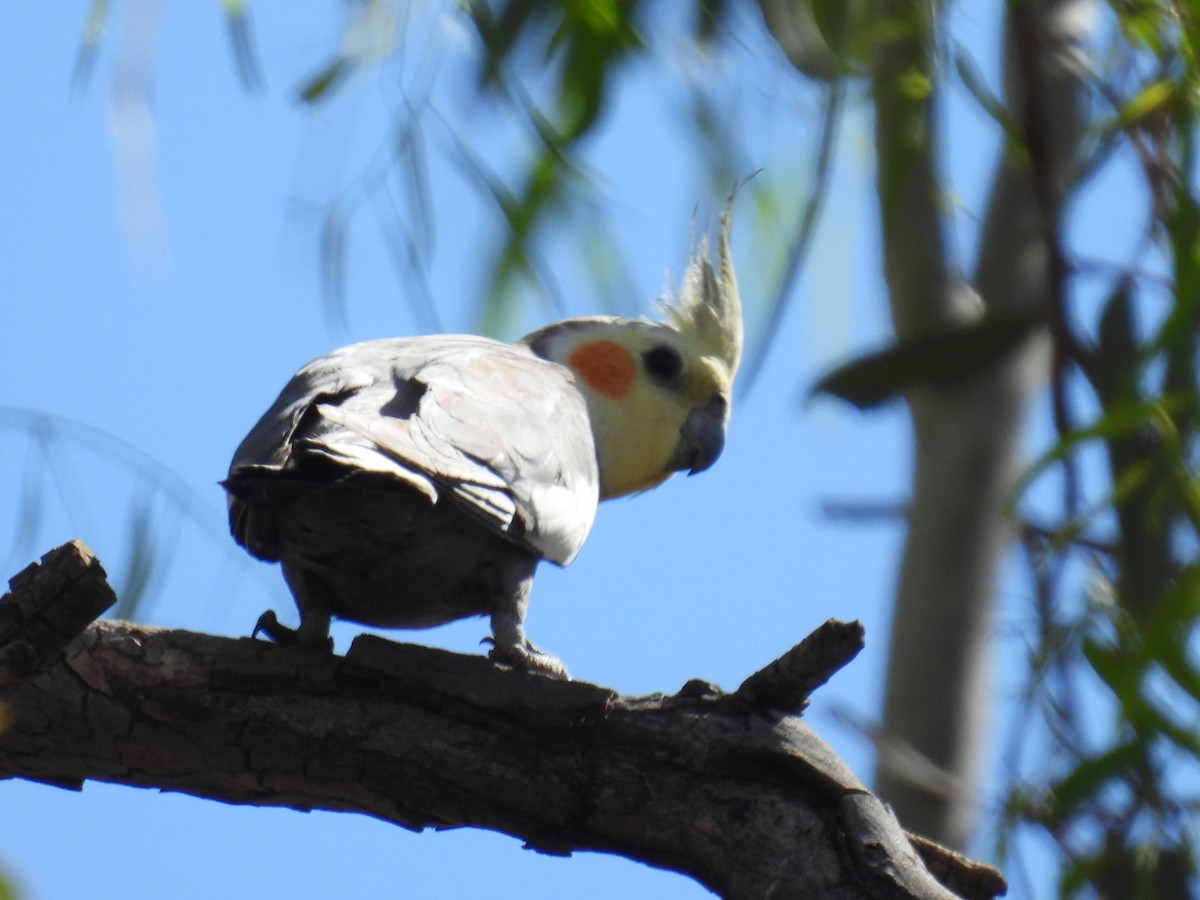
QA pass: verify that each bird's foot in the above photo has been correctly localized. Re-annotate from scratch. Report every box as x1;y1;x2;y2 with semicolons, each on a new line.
252;610;334;652
486;638;570;680
252;610;293;642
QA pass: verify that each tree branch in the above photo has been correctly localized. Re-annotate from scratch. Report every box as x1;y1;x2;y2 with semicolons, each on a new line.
872;0;958;337
871;0;1093;849
0;542;1005;900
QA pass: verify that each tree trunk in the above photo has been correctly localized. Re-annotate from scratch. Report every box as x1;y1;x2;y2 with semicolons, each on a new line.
871;0;1090;847
0;541;1005;900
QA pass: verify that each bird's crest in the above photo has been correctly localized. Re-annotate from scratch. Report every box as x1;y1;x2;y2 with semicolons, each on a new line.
659;196;743;380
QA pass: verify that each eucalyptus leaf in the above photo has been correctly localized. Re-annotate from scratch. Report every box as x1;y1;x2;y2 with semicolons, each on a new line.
299;58;350;104
1044;740;1143;824
810;306;1045;409
222;0;264;92
758;0;872;81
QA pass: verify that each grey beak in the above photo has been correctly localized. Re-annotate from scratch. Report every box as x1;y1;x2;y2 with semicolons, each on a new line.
669;394;729;476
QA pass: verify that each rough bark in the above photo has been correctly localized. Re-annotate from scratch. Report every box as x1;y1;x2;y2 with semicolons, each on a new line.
0;541;1005;900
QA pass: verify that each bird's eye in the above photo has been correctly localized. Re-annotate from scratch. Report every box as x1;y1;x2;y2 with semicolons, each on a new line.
643;345;683;382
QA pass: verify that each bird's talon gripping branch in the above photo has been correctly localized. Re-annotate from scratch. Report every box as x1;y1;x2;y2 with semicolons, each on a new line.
222;200;742;675
252;610;291;643
488;643;571;680
252;610;333;653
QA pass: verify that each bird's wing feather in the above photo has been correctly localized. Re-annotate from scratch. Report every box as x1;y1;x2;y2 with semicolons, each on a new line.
227;336;598;565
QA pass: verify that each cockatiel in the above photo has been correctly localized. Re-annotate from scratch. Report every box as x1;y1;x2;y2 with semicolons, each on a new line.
224;206;740;678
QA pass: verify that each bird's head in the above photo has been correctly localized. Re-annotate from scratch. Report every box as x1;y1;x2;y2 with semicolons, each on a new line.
523;203;742;499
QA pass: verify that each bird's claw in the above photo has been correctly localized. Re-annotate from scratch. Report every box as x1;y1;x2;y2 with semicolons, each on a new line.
487;640;570;680
251;610;333;653
252;610;288;642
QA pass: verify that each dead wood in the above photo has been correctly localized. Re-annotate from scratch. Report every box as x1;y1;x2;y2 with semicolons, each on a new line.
0;541;1006;899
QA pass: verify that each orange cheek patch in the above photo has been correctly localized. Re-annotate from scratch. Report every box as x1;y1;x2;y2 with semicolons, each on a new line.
568;340;636;398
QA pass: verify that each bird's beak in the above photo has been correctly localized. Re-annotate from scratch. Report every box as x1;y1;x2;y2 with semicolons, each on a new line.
669;394;729;476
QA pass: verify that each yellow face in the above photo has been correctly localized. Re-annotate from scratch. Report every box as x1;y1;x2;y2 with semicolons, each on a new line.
543;320;733;499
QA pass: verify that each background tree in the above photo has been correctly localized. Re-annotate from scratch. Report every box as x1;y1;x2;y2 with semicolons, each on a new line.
1;1;1197;898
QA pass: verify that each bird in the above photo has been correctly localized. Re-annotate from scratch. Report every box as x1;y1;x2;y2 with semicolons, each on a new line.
222;204;741;678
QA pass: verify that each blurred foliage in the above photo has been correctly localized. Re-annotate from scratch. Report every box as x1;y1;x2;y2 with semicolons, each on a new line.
458;0;1199;896
73;0;264;93
220;0;265;91
71;0;113;91
812;306;1047;409
1001;2;1200;896
463;0;650;332
757;0;874;81
0;408;254;622
297;0;397;103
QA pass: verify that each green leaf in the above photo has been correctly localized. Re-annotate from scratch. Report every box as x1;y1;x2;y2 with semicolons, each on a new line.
573;0;625;35
222;0;265;92
1015;395;1194;497
1092;280;1138;402
810;305;1044;409
898;68;932;100
1115;3;1167;54
758;0;873;81
298;58;351;104
1140;565;1200;702
71;0;114;92
1139;697;1200;754
953;50;1020;142
1043;739;1144;824
1083;636;1141;707
1115;79;1175;129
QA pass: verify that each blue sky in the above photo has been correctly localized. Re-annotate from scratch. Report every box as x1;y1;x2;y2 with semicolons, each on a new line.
0;3;1096;898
